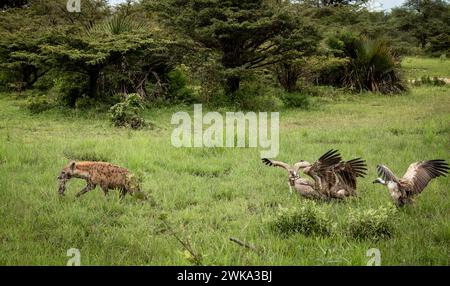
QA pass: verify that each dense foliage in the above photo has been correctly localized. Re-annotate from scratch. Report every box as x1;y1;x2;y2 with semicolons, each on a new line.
0;0;449;112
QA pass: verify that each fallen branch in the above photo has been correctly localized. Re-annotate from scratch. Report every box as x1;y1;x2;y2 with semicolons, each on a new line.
229;237;258;252
161;219;203;266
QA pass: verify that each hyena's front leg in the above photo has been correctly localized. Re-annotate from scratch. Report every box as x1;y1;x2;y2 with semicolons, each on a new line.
119;188;127;200
75;181;96;198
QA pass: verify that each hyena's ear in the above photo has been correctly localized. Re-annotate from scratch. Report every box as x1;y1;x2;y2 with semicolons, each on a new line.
69;161;76;171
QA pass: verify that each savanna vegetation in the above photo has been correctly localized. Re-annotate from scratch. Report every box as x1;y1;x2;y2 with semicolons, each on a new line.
0;0;449;265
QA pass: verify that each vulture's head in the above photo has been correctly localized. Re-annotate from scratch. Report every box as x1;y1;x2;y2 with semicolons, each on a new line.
288;170;299;186
372;178;386;185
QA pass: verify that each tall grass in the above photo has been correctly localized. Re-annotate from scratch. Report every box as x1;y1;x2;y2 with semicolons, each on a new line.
0;79;449;265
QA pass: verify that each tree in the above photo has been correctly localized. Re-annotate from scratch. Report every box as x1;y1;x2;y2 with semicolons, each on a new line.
274;24;321;92
391;0;450;50
41;14;176;104
148;0;311;94
0;0;109;90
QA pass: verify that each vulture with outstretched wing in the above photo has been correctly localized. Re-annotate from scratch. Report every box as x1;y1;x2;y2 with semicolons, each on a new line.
261;158;328;200
300;150;367;198
374;160;449;207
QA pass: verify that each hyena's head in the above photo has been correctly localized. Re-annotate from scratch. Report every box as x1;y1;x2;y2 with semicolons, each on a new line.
57;161;76;181
57;161;76;196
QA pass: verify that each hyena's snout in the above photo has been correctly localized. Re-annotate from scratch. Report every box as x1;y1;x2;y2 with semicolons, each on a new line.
58;180;66;196
57;172;69;195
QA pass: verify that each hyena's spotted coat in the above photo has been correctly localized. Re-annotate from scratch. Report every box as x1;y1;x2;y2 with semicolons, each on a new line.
57;161;141;199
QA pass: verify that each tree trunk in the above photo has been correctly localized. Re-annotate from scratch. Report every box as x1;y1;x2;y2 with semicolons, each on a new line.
225;75;240;95
277;63;299;92
88;68;100;98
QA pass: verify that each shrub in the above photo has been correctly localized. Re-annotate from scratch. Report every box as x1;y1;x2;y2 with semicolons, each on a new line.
27;95;55;114
272;202;331;237
281;91;310;109
240;94;284;111
32;70;60;91
167;66;196;103
234;83;285;111
426;33;450;57
109;93;146;129
347;206;396;241
411;76;446;87
75;96;98;109
324;33;407;94
54;73;89;107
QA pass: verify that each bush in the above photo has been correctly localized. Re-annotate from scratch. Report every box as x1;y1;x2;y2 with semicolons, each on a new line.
281;91;310;109
109;93;146;129
32;70;59;91
167;66;197;103
54;73;89;107
411;76;446;87
234;83;285;111
324;33;407;94
75;96;98;109
272;202;331;237
426;33;450;57
344;38;406;94
240;93;284;111
347;206;395;241
27;95;55;114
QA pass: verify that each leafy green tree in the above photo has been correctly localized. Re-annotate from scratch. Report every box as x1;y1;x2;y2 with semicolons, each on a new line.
41;14;176;104
0;0;109;90
391;0;450;50
147;0;313;94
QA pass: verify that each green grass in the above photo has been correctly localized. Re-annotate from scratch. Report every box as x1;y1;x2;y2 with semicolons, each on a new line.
0;64;449;265
402;56;450;80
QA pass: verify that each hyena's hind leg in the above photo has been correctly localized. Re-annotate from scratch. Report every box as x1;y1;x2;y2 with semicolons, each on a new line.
100;183;109;197
75;181;96;198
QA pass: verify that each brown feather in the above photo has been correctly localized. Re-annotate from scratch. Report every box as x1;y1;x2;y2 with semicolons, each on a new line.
401;160;449;194
377;164;399;183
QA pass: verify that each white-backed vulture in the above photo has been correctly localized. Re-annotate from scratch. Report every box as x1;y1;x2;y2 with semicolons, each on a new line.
297;149;368;199
373;160;449;207
261;158;328;200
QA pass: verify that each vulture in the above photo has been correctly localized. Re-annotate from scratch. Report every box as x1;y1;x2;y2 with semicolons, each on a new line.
373;160;449;207
261;149;367;200
261;158;328;200
297;149;368;199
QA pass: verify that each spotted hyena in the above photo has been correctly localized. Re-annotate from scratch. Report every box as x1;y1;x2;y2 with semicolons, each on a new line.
57;161;142;199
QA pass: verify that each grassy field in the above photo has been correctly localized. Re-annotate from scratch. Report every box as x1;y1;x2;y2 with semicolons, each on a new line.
402;56;450;79
0;59;449;266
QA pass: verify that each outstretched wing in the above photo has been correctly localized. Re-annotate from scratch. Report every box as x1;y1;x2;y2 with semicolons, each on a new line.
335;158;368;189
377;164;399;183
401;160;449;194
261;158;291;171
309;149;343;175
